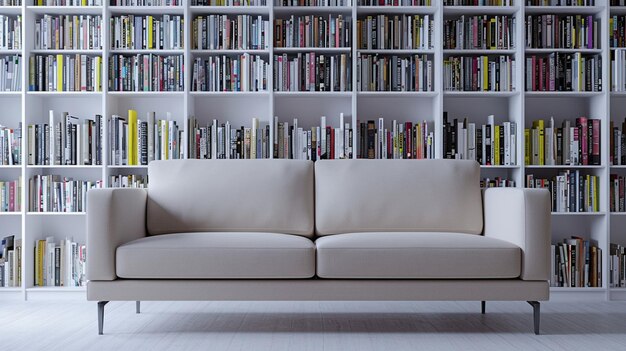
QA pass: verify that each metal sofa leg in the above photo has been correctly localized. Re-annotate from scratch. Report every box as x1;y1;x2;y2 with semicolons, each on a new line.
527;301;541;335
136;301;141;314
98;301;109;335
481;301;486;314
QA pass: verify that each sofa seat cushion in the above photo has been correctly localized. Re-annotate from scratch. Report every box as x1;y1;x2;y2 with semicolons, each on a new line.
116;232;316;279
316;232;521;279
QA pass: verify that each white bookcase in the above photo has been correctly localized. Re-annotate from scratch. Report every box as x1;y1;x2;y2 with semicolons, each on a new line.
0;0;624;301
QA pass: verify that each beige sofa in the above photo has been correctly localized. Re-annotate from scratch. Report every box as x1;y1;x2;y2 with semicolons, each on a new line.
86;159;551;335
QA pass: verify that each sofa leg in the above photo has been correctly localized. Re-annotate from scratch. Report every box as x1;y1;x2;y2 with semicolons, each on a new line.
481;301;486;314
527;301;540;335
98;301;109;335
136;301;141;314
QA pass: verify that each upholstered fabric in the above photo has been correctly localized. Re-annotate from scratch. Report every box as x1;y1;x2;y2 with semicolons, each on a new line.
314;159;483;236
483;188;551;281
87;188;148;281
116;232;316;279
147;160;315;237
316;232;521;279
87;279;549;301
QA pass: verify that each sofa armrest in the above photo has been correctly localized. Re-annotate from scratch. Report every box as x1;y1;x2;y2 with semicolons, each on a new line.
87;188;148;281
483;188;551;281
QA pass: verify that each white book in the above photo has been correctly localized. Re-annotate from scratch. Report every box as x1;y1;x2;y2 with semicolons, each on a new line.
467;123;476;161
147;112;155;163
339;113;345;159
211;119;217;160
320;116;326;159
49;110;55;165
292;118;298;160
510;122;517;165
487;115;495;163
503;121;511;165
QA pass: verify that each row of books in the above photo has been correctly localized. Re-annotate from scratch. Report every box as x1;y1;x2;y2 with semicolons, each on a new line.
108;54;184;92
357;15;433;50
610;174;626;212
525;53;602;92
273;53;351;91
525;117;601;166
193;0;266;4
191;15;269;50
27;112;104;166
35;0;102;4
610;243;626;288
34;237;86;287
445;0;512;4
356;119;434;159
34;15;102;51
610;16;626;48
191;54;268;92
443;55;516;92
110;174;147;188
443;15;515;50
0;124;21;166
109;111;184;165
279;0;350;5
526;171;600;212
526;0;595;5
110;15;184;50
110;0;181;4
611;118;626;165
611;49;626;92
443;114;518;165
274;15;351;49
274;116;352;160
550;238;602;288
0;55;22;92
0;178;21;212
188;117;271;159
356;54;433;92
28;54;102;92
481;177;515;188
0;235;20;288
525;15;599;50
28;175;103;212
0;15;21;51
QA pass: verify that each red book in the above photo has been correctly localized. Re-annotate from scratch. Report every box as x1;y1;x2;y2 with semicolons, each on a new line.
329;127;335;160
405;122;412;159
591;119;601;165
8;181;15;212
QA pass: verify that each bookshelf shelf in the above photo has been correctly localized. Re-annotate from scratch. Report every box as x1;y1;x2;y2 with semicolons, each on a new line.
610;212;626;216
26;91;103;97
274;6;352;14
610;165;626;168
26;6;104;15
443;91;519;97
109;49;185;55
0;6;22;15
274;91;352;97
356;91;437;98
108;5;185;15
610;92;626;97
0;287;22;292
0;212;21;216
0;165;21;169
107;91;184;97
357;49;435;55
443;49;516;55
551;212;606;216
26;286;86;292
26;212;86;216
525;165;604;169
356;6;436;15
189;91;269;96
480;165;519;169
550;287;606;292
442;5;519;15
609;6;626;15
25;165;102;169
188;5;270;15
524;5;606;15
29;49;103;55
525;48;603;54
525;91;604;98
0;49;21;55
107;165;148;169
273;47;351;54
0;92;21;97
190;49;270;55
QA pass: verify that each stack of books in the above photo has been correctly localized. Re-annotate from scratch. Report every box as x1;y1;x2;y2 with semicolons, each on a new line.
34;237;86;287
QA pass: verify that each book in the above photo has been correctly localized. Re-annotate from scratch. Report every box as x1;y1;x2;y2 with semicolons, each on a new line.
0;55;22;92
0;14;21;50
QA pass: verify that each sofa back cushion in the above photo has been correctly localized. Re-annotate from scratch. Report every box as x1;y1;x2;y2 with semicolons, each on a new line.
315;159;483;236
147;160;315;237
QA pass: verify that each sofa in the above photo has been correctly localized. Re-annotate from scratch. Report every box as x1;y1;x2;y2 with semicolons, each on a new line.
86;159;551;335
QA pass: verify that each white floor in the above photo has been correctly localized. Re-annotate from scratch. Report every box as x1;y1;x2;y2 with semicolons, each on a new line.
2;300;626;351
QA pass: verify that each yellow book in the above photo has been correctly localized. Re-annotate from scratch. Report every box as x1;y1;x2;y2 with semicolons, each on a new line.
56;54;63;91
95;57;101;92
482;56;489;91
162;120;168;160
532;120;545;165
148;16;153;50
494;125;500;166
593;176;599;211
37;239;45;287
489;18;496;50
524;128;530;165
128;110;137;165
